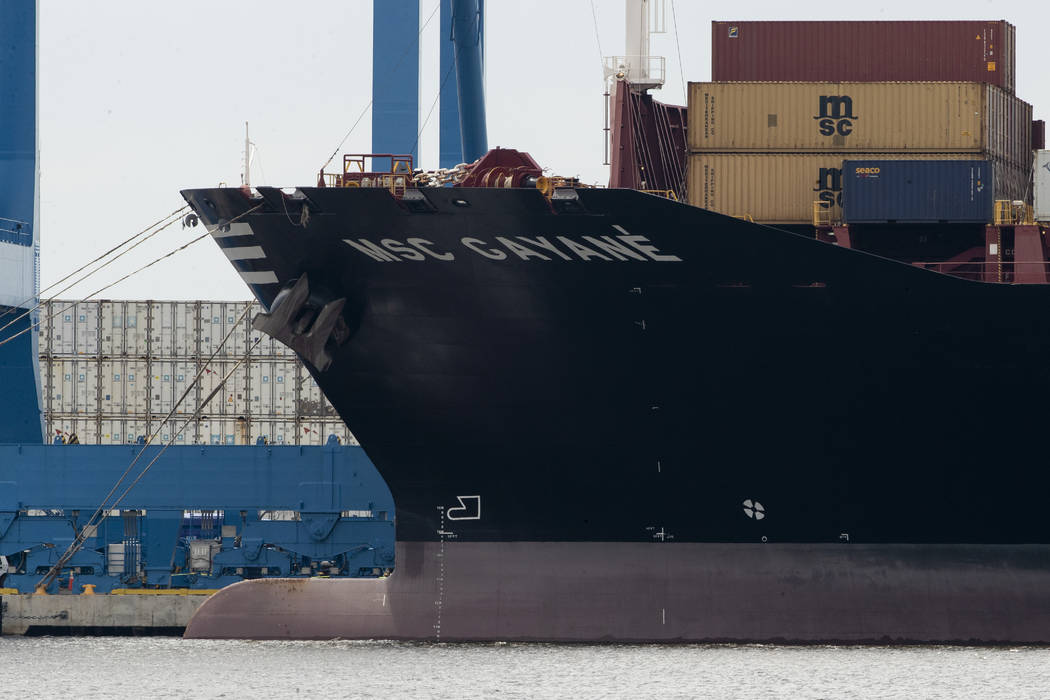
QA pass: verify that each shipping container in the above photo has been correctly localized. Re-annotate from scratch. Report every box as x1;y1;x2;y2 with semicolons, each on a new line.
37;306;50;353
97;417;148;445
246;359;301;417
99;301;151;356
150;301;199;356
195;360;251;417
48;414;198;446
1036;151;1050;222
712;21;1015;94
687;152;1028;225
197;416;251;445
44;301;99;355
199;301;252;358
46;415;100;444
686;82;1032;167
44;413;354;447
1034;121;1047;151
41;299;353;443
45;358;99;414
148;358;205;415
42;300;270;361
842;160;995;224
96;358;150;415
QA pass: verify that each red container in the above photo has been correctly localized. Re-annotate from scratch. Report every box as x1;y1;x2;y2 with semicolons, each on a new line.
712;21;1016;94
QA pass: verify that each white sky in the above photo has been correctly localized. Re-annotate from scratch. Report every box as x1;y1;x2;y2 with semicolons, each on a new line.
38;1;1050;301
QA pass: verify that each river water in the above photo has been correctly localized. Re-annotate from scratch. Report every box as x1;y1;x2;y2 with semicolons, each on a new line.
1;637;1048;698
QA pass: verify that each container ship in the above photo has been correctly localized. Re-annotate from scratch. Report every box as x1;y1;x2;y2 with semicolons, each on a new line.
180;16;1050;643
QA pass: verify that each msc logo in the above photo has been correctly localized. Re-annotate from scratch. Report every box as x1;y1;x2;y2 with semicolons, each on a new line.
814;167;843;209
813;95;858;137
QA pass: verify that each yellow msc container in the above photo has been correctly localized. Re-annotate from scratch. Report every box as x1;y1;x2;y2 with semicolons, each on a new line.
687;82;1032;168
685;152;1020;225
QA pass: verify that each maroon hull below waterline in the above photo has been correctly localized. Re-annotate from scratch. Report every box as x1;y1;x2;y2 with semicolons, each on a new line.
184;542;1050;643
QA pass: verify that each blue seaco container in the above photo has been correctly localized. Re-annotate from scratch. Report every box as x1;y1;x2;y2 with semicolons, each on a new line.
842;160;995;224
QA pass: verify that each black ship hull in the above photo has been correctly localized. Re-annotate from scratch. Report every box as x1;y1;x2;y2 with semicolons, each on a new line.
180;185;1050;641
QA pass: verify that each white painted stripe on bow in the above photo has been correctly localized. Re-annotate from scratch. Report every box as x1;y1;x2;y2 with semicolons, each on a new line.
238;270;279;284
221;245;266;261
207;222;253;239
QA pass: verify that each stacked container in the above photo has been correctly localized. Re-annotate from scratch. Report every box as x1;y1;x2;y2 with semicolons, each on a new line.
688;20;1033;225
711;21;1016;92
38;300;355;446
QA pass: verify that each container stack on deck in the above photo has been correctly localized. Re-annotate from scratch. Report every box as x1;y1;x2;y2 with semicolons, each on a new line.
37;299;355;447
686;20;1044;282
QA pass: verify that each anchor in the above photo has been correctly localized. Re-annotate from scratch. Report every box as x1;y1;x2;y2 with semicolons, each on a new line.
252;274;349;371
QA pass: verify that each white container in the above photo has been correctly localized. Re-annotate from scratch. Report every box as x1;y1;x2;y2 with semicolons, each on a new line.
124;301;150;356
76;302;101;355
98;359;123;415
301;419;328;444
273;361;298;415
47;414;101;444
199;301;252;358
150;359;206;417
42;298;361;444
46;301;100;356
253;418;332;446
198;416;250;445
246;359;300;417
143;416;191;444
257;419;298;445
47;358;99;414
98;417;150;445
1036;151;1050;222
150;301;198;357
99;301;122;355
125;359;150;414
195;361;250;416
148;359;176;415
248;360;274;416
98;359;149;414
170;360;199;415
37;300;52;353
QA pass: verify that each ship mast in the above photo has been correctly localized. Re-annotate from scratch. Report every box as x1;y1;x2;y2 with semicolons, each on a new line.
241;121;255;189
603;0;666;94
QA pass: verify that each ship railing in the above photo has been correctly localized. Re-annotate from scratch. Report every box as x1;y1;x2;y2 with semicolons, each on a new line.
912;260;1050;284
319;172;413;197
812;202;835;228
317;153;416;198
994;200;1035;225
640;189;678;201
602;55;666;89
0;216;32;246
